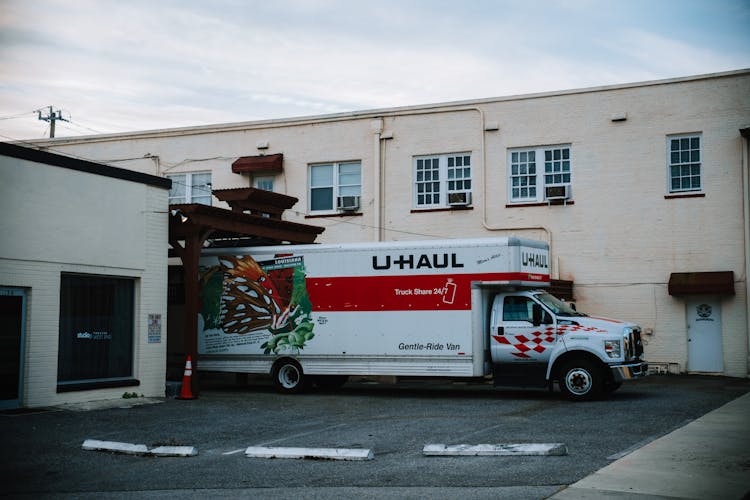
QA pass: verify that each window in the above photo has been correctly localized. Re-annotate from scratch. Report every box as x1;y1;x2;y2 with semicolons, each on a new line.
508;145;571;203
414;153;472;208
503;296;535;322
58;275;135;388
166;172;212;205
309;161;361;213
254;176;275;192
668;135;701;193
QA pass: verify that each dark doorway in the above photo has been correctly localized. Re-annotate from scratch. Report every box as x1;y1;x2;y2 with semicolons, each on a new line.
0;289;25;407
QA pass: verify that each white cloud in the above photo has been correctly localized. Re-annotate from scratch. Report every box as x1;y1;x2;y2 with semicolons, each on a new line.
1;0;748;140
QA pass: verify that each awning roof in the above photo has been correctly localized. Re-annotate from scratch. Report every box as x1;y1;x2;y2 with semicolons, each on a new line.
213;187;297;219
169;203;322;244
668;271;734;296
231;153;283;174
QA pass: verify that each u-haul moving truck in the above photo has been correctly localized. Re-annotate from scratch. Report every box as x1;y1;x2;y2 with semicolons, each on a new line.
197;237;647;401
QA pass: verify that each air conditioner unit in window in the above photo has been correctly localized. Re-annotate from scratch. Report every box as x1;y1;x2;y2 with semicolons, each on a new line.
545;185;570;201
448;192;472;206
337;195;360;211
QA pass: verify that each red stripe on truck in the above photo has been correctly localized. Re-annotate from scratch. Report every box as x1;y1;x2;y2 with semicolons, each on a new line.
307;272;549;312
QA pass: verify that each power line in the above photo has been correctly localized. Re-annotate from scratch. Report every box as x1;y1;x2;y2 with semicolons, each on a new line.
0;109;39;121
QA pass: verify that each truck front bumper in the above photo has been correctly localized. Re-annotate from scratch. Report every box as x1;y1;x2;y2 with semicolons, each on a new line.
610;361;648;382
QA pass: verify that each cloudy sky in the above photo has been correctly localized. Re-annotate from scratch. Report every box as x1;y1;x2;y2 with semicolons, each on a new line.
1;0;749;141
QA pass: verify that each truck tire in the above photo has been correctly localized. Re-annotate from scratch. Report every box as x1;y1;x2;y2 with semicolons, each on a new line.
272;359;307;394
558;359;602;401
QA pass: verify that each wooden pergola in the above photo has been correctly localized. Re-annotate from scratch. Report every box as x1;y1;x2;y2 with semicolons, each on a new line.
168;188;324;395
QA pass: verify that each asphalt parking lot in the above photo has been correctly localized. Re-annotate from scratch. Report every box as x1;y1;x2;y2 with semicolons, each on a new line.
1;374;749;499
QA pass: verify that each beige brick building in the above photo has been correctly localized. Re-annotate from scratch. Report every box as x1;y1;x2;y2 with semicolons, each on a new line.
31;69;750;379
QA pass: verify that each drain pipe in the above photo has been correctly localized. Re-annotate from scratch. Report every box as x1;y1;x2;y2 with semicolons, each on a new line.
371;119;383;241
476;109;555;279
740;127;750;377
369;105;553;274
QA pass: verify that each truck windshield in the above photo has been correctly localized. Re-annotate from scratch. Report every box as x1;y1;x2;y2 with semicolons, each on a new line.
535;292;586;317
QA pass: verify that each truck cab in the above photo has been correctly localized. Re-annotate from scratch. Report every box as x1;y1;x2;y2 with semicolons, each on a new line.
490;290;647;401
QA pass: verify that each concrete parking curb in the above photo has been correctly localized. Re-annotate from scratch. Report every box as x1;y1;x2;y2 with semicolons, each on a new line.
81;439;197;457
245;446;374;461
423;443;568;456
81;439;148;455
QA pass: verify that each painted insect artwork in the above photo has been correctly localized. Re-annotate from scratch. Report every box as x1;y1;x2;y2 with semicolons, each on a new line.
199;254;315;354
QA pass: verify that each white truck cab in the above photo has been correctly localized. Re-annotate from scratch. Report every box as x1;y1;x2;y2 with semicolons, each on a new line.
490;290;646;400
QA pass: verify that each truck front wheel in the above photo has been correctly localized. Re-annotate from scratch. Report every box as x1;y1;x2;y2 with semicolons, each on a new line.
559;359;602;401
272;359;307;394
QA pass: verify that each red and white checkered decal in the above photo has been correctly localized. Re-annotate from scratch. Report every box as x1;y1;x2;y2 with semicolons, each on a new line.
492;324;609;359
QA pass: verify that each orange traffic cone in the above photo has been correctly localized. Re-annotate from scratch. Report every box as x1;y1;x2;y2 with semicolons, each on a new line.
177;355;196;400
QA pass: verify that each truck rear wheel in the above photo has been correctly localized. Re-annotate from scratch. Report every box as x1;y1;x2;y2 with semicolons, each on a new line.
272;359;307;394
559;359;602;401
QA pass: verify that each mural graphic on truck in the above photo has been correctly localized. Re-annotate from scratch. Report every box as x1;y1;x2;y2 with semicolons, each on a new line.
199;254;315;354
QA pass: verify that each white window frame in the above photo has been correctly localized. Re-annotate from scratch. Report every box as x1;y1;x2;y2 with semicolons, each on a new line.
507;145;572;203
667;134;702;194
166;172;212;205
308;161;362;214
413;152;472;209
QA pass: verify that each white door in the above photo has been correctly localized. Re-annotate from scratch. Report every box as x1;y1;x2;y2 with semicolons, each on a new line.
686;298;723;373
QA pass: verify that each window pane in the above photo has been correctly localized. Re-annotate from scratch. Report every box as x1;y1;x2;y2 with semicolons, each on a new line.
255;177;274;191
58;275;134;383
311;165;333;187
167;174;186;203
690;137;699;149
311;187;333;210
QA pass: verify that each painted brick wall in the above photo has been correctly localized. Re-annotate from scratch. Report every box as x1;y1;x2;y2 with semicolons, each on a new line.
0;155;168;407
38;71;750;377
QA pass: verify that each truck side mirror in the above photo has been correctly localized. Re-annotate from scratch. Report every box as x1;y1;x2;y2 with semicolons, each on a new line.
532;304;543;326
570;303;577;311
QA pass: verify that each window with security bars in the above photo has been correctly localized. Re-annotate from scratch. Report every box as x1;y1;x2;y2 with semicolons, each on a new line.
508;145;571;203
668;135;701;193
414;153;472;208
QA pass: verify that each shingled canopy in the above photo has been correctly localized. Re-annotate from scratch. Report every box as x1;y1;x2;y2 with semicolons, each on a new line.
169;189;324;396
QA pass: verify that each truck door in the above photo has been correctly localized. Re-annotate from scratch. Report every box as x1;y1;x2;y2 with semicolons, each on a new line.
491;295;556;363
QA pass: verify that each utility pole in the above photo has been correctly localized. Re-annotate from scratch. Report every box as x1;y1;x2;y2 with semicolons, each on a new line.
37;106;69;138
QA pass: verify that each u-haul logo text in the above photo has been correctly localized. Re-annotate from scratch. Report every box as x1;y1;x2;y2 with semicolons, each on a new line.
521;251;549;269
372;253;465;271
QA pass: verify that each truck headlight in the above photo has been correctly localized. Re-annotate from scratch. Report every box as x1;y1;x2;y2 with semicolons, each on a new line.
604;340;621;358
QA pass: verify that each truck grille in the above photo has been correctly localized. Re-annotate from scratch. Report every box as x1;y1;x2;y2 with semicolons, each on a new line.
630;328;644;359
